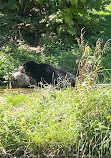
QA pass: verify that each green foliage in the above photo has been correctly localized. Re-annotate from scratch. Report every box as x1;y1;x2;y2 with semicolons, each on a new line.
56;0;109;36
0;1;111;84
0;47;15;83
0;85;111;157
0;44;38;84
0;1;111;157
76;29;111;85
0;0;110;44
0;43;79;84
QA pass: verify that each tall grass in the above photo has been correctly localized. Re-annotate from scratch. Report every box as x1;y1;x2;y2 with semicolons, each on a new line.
0;85;111;157
76;28;111;86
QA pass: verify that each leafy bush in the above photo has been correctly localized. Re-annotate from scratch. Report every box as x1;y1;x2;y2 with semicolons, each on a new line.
0;47;15;84
0;44;38;84
0;0;110;45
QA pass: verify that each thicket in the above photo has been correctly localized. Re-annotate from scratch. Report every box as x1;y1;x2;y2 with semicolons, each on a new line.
0;0;111;84
0;0;110;45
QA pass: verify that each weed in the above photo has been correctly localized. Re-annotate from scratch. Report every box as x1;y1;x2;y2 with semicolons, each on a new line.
76;28;111;87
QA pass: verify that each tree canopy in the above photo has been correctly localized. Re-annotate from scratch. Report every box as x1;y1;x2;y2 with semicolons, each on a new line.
0;0;110;45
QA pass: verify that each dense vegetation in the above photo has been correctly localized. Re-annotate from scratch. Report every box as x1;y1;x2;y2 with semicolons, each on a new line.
0;0;109;44
0;0;111;157
0;0;111;84
0;85;111;157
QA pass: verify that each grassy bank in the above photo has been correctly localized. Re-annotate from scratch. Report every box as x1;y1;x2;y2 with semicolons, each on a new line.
0;85;111;157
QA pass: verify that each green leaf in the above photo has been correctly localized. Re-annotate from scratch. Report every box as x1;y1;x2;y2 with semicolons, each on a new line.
107;116;111;119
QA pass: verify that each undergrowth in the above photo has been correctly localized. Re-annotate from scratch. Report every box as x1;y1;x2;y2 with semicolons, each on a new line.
76;28;111;85
0;85;111;157
0;42;78;84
